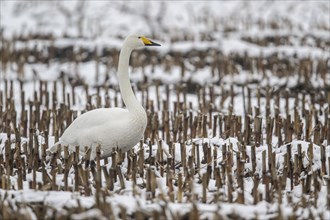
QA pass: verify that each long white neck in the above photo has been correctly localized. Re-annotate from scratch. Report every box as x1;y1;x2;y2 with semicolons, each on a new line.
117;45;143;113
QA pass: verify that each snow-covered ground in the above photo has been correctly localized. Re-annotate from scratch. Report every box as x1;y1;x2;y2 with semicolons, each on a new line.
0;1;329;219
2;1;329;39
1;133;329;219
1;1;329;57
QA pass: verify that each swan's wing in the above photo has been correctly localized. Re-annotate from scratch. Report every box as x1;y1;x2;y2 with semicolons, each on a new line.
59;108;129;146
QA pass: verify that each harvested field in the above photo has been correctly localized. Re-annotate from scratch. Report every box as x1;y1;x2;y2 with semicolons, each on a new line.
0;1;329;219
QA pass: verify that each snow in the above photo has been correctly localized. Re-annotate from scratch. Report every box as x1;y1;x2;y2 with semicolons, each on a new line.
1;131;329;218
0;0;329;219
1;1;329;58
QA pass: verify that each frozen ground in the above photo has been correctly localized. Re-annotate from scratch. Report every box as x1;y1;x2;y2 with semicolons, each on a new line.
1;1;329;56
0;1;329;219
1;133;329;219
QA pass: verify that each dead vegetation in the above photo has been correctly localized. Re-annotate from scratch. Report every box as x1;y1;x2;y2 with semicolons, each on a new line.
0;7;330;219
0;54;329;219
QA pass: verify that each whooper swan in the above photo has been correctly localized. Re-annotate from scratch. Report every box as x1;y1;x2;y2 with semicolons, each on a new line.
49;34;161;159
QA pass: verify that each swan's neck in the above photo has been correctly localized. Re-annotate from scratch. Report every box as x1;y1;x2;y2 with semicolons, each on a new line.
117;46;143;114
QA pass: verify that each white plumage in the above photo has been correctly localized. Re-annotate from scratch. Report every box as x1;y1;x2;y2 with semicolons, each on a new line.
49;34;161;159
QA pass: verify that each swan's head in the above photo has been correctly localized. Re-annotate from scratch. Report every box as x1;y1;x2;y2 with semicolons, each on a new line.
125;34;161;49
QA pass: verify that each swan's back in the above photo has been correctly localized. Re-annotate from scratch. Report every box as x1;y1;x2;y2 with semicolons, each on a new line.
63;108;129;135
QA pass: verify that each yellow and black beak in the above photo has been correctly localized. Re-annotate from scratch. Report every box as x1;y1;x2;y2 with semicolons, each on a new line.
140;36;161;46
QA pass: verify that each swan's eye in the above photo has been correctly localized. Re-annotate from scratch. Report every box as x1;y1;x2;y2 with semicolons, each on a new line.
138;36;141;39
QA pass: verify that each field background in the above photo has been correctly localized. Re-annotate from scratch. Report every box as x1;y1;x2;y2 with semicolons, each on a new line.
0;1;329;219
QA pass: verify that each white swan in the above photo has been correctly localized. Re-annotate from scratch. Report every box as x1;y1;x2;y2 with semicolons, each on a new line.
49;34;161;159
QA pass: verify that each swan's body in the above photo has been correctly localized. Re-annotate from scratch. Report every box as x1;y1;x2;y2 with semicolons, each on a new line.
49;34;160;158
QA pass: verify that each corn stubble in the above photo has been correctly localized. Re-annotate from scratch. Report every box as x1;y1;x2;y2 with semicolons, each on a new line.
0;35;329;219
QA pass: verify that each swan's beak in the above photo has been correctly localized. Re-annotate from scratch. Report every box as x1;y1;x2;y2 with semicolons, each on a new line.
141;36;161;46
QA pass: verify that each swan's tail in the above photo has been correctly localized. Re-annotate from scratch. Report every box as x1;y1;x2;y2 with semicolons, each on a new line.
46;141;62;155
45;142;62;163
